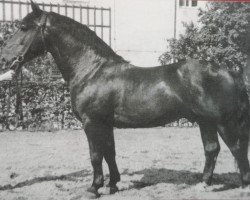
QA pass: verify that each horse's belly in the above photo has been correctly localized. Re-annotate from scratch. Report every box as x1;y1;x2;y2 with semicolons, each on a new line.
114;98;182;128
114;112;180;128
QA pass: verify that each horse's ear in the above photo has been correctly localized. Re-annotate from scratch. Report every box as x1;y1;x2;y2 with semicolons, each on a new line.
30;0;42;16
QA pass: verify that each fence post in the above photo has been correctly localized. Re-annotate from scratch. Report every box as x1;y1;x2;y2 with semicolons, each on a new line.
5;82;11;130
61;84;65;129
14;72;23;129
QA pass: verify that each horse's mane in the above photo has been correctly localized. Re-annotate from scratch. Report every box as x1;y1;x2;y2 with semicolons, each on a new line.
49;12;127;63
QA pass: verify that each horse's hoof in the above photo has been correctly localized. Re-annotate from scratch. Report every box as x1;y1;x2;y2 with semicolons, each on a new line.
194;182;209;191
84;191;100;199
98;187;110;195
98;185;118;195
116;182;132;190
86;186;100;198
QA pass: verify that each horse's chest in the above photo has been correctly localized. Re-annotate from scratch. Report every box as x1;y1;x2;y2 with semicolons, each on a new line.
70;81;114;120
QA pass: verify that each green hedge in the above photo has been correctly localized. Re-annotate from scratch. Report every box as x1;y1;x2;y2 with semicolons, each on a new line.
0;80;82;131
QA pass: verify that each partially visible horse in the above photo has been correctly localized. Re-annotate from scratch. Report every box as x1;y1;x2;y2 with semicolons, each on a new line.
1;1;250;197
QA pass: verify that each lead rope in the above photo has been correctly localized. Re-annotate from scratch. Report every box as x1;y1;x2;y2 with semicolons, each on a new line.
11;14;48;129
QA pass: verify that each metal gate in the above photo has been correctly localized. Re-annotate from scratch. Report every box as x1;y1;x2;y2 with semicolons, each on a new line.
0;0;111;46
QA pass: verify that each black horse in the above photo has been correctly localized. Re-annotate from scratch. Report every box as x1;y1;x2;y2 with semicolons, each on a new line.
1;1;250;197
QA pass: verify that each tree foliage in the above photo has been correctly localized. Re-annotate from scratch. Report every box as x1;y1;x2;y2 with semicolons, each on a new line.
159;3;250;71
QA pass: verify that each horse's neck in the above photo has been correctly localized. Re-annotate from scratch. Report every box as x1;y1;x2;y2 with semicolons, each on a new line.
47;28;112;82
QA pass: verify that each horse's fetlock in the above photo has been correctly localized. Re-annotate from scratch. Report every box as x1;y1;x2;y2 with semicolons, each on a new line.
242;172;250;186
110;185;119;194
203;173;212;185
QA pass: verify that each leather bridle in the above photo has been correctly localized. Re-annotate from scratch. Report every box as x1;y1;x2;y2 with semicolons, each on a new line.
10;13;48;72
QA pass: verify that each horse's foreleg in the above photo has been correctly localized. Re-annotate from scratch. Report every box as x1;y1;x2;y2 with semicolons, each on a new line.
84;119;105;195
199;121;220;185
218;122;250;186
103;129;120;194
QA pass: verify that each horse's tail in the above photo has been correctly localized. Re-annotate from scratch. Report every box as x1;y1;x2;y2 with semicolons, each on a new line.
232;73;250;171
234;74;250;134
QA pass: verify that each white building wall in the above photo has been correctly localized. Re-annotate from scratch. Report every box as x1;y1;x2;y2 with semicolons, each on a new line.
176;0;207;37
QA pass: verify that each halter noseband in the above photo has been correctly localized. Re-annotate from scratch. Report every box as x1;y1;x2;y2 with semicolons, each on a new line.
10;13;48;72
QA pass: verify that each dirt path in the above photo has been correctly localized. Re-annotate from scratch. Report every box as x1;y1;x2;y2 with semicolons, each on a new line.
0;128;249;199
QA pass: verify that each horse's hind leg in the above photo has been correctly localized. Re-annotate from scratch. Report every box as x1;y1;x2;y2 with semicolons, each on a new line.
103;129;120;193
218;122;250;186
199;120;220;185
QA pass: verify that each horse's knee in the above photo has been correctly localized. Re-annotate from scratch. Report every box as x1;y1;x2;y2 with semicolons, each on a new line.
90;152;103;165
205;142;220;157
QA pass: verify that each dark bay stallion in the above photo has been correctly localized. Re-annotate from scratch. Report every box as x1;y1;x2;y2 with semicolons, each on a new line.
1;1;250;197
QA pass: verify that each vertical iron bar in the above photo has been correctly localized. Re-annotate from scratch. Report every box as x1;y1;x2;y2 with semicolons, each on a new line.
87;7;89;27
72;5;75;20
42;2;45;11
50;3;52;12
101;8;103;39
57;3;60;14
65;4;67;16
26;0;29;14
19;0;22;20
80;5;82;23
11;0;14;21
109;8;111;46
173;0;177;63
3;0;6;21
174;0;177;40
94;7;96;32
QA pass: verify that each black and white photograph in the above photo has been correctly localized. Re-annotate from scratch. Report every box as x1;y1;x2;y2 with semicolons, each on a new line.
0;0;250;199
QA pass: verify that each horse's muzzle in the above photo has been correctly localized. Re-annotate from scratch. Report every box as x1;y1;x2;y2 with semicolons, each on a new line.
0;55;23;72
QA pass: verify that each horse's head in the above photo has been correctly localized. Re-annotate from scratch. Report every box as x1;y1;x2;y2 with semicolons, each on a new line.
1;1;48;72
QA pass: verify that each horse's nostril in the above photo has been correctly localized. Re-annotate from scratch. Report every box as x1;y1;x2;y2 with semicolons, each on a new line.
17;56;24;62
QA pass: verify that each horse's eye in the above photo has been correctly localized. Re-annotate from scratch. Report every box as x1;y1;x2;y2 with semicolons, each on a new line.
20;24;28;31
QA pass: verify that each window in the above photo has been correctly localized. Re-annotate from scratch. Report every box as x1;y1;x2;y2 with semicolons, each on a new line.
179;0;184;6
186;0;189;6
192;0;198;7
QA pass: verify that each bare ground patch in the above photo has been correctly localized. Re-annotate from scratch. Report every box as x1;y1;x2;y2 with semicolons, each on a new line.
0;128;249;199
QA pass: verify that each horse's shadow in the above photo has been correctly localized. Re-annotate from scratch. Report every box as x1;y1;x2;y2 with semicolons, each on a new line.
0;168;241;192
122;168;241;192
0;170;91;191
